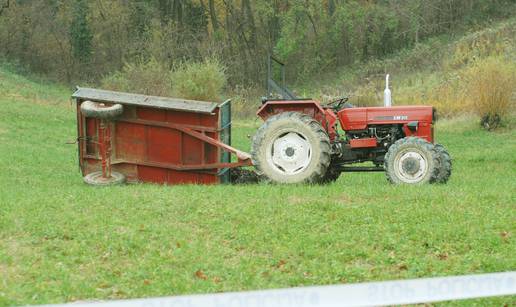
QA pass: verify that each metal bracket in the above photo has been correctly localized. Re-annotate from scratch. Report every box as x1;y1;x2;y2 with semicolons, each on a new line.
267;55;297;100
66;136;90;145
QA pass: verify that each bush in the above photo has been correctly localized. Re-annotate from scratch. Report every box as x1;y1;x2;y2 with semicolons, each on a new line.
101;57;172;96
462;57;516;130
171;59;226;101
226;85;262;118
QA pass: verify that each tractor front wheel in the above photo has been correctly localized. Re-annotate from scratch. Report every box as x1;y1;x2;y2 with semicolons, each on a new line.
251;112;331;184
434;144;452;183
384;137;439;184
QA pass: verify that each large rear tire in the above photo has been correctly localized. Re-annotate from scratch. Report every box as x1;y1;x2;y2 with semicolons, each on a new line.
384;137;439;184
434;144;452;183
251;112;331;184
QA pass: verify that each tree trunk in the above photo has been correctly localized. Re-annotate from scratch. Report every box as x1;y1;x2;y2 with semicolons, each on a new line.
158;0;173;24
208;0;219;32
242;0;256;46
328;0;335;16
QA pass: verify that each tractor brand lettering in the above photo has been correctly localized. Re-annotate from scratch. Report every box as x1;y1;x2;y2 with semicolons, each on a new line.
375;115;408;121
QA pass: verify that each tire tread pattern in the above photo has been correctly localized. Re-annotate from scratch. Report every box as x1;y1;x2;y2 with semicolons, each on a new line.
434;143;452;183
384;137;440;184
251;112;331;184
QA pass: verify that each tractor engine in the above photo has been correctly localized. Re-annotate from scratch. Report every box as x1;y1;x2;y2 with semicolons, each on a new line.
333;124;404;166
333;105;435;166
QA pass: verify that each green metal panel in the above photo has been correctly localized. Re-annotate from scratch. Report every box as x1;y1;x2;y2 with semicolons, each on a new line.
218;99;232;184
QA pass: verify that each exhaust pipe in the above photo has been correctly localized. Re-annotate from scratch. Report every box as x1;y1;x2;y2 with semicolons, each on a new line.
384;74;392;107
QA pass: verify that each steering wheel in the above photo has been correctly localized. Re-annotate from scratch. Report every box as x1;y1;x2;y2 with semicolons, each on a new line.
326;96;349;111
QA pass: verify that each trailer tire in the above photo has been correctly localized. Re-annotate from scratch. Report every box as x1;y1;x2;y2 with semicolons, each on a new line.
434;144;452;183
83;171;126;186
80;100;124;119
251;112;331;184
384;137;439;184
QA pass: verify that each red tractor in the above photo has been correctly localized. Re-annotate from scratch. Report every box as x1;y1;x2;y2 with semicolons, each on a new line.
250;57;451;185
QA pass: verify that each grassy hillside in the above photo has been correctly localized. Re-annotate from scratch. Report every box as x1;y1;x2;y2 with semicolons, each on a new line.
293;18;516;119
0;65;515;307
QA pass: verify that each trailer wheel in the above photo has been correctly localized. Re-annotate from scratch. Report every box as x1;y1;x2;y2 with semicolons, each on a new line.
434;144;452;183
80;100;124;119
251;112;331;184
384;137;439;184
83;171;126;186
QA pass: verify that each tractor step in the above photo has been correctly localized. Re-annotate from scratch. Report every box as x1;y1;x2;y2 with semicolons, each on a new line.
339;166;384;172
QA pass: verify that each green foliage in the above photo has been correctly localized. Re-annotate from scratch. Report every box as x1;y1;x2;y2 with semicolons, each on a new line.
171;59;226;101
1;0;515;86
297;17;516;121
69;0;93;63
101;57;171;96
462;57;516;129
102;57;227;102
446;20;516;69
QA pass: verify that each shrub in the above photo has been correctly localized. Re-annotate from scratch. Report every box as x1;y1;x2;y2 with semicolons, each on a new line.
170;59;226;101
351;79;383;107
101;57;172;96
462;57;516;130
226;85;262;118
446;20;516;70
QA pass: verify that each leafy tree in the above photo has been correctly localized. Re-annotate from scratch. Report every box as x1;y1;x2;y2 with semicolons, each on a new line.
69;0;93;64
0;0;514;85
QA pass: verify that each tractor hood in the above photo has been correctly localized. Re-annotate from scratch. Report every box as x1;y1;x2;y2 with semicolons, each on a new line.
338;106;434;131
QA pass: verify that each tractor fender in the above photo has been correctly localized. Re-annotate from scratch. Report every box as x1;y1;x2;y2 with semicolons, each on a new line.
257;100;338;140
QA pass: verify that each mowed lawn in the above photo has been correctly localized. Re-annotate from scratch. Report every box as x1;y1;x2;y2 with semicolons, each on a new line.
0;68;515;306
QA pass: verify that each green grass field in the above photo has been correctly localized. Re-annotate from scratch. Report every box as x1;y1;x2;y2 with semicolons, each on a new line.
0;68;515;306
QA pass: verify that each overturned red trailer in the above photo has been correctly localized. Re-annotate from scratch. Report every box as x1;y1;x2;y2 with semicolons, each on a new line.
72;87;252;186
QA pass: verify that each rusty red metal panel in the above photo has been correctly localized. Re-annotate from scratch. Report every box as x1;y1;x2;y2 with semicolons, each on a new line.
115;122;146;161
85;117;98;155
138;166;169;184
205;132;218;163
111;163;138;182
137;107;167;122
181;134;204;165
146;126;182;164
350;138;377;148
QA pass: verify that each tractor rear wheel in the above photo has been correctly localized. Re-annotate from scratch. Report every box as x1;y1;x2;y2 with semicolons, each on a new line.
320;161;341;184
251;112;331;184
384;137;439;184
434;144;452;183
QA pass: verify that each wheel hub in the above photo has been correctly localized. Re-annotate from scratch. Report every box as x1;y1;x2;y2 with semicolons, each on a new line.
285;147;295;157
268;132;312;174
401;157;421;175
395;151;428;183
